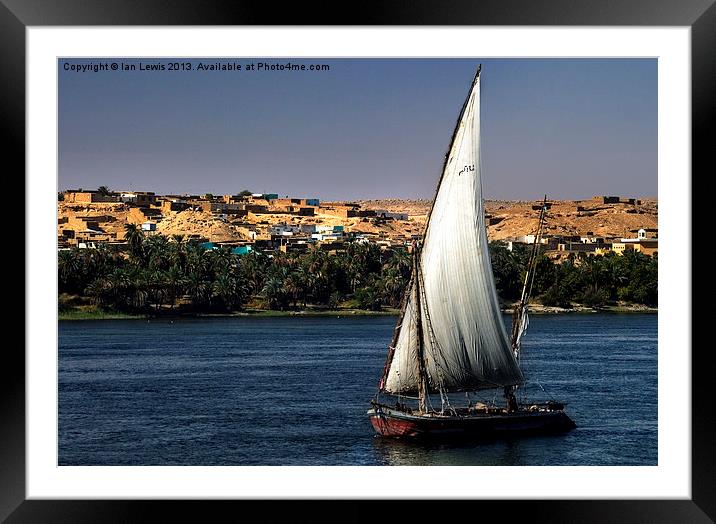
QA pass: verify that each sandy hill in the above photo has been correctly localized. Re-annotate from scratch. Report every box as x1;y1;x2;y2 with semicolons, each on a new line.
357;197;657;241
58;196;657;246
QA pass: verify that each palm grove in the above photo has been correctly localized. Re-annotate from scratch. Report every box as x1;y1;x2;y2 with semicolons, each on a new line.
58;224;657;315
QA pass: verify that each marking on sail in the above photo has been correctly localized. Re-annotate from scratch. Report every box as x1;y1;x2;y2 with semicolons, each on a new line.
458;164;475;176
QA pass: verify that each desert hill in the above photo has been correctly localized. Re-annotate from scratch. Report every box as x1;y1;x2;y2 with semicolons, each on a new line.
58;195;657;247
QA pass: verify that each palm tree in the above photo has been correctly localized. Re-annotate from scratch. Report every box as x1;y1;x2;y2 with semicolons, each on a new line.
241;251;269;295
124;223;145;261
261;276;287;310
389;247;411;280
165;265;187;309
187;271;211;309
144;234;171;270
213;272;238;311
282;272;304;309
210;247;234;275
97;185;111;196
167;235;186;271
84;278;108;307
293;265;313;307
581;256;606;289
346;243;382;292
355;282;383;311
58;250;81;293
185;242;206;274
379;267;405;308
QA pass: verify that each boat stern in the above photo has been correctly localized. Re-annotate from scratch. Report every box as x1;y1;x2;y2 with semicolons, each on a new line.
368;405;424;438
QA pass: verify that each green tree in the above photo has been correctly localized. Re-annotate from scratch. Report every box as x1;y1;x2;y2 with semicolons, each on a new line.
579;285;610;308
58;250;81;293
346;243;381;292
124;223;145;261
378;267;405;308
187;271;212;309
539;282;572;308
213;272;239;311
165;265;187;309
241;250;270;296
261;276;289;310
144;234;171;270
388;248;412;281
489;241;523;300
355;282;383;311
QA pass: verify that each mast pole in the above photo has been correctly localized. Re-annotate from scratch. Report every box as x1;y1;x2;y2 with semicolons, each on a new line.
413;243;430;413
510;195;548;355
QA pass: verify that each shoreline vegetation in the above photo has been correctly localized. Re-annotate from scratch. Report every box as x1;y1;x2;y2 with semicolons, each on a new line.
59;303;657;321
59;226;657;321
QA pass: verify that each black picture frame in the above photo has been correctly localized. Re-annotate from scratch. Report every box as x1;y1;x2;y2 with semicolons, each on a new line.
4;1;711;521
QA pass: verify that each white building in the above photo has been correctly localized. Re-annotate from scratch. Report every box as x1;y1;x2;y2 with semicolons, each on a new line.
620;228;649;243
271;224;301;236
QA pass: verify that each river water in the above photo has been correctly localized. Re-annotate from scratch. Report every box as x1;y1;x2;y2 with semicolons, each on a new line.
58;313;657;466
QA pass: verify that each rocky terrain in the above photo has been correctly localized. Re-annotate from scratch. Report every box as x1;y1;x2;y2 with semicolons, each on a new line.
58;196;657;245
358;196;658;241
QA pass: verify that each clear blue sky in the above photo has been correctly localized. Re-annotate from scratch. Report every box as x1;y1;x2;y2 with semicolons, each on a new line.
58;58;657;201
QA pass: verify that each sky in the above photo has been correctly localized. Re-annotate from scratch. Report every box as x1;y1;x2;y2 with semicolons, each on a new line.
58;58;657;201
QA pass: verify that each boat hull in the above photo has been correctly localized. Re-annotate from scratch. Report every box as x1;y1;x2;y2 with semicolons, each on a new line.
368;403;576;439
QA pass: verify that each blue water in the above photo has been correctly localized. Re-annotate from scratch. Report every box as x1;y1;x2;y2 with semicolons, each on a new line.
58;313;657;466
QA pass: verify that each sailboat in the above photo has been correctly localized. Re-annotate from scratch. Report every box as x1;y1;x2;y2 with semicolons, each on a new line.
367;66;576;438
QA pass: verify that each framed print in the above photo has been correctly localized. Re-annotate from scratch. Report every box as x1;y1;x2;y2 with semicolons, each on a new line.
5;0;713;521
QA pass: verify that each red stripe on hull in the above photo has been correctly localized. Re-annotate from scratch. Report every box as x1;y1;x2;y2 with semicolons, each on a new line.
370;412;425;437
368;405;576;439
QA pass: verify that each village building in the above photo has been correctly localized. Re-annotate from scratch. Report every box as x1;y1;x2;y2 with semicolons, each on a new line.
63;190;118;203
160;198;190;213
119;191;157;207
251;193;279;200
556;242;599;254
373;209;409;221
613;228;658;256
127;207;162;225
599;195;642;205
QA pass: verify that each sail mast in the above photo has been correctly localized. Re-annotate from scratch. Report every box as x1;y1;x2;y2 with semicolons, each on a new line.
412;244;429;412
510;195;548;357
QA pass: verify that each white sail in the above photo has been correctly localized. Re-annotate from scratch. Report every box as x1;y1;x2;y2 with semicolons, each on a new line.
383;72;524;394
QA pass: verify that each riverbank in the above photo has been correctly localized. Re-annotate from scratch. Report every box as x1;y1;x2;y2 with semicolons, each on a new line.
59;303;655;320
502;303;658;315
59;308;144;320
58;305;401;320
196;308;401;318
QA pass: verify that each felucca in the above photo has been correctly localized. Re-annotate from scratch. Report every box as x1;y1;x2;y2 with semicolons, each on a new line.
368;65;576;438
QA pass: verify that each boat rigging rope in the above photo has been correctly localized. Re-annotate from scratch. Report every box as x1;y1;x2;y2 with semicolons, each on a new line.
416;262;453;413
